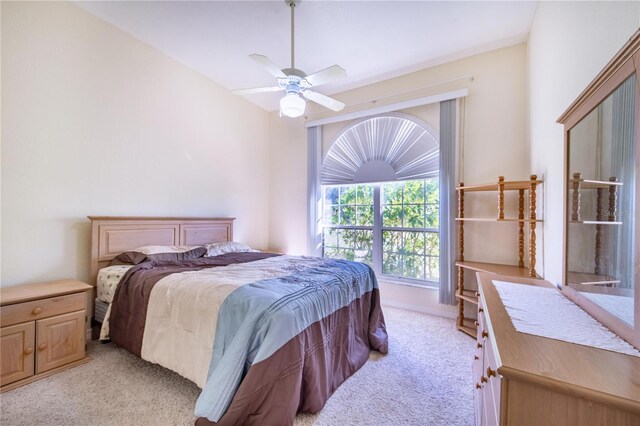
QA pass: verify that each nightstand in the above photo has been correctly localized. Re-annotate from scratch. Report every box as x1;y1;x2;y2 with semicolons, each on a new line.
0;279;92;392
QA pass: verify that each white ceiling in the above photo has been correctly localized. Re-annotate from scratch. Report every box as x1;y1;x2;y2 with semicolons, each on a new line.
74;0;538;111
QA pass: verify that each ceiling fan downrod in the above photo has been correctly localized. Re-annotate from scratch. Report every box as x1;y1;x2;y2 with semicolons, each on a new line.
286;0;300;69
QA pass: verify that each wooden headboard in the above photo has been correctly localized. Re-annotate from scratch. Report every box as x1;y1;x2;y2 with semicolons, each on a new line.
88;216;235;286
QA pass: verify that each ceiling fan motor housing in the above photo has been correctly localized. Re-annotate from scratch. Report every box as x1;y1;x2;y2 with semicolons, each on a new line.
279;68;310;93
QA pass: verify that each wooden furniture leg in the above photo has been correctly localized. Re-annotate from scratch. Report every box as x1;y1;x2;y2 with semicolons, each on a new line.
518;189;525;268
595;188;604;275
608;177;618;221
572;173;582;222
498;176;505;220
528;175;537;277
457;184;465;327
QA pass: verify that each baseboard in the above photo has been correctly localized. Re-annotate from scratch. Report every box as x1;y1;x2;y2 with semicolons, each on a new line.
381;299;457;320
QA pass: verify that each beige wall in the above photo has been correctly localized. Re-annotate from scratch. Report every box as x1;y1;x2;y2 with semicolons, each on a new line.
268;44;528;311
527;1;640;285
1;2;271;286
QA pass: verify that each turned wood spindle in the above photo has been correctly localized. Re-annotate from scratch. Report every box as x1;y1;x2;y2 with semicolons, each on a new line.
571;173;582;222
457;183;465;327
608;177;618;222
595;188;604;276
498;176;505;220
518;189;525;268
528;175;537;277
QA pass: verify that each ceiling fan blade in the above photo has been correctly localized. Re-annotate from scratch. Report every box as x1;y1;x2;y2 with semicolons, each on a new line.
232;86;283;96
304;65;347;87
302;90;345;112
249;54;287;79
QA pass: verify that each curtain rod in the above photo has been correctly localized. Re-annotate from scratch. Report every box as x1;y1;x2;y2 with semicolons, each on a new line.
305;87;469;128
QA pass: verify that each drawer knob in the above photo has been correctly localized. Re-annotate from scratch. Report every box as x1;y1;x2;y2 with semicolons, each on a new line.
38;343;47;351
487;367;497;378
482;330;489;338
474;355;479;361
475;383;481;389
477;342;483;349
32;307;43;315
478;307;484;313
480;375;487;383
24;347;33;355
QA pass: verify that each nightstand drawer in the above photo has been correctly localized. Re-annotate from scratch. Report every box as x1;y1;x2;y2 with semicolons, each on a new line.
1;293;85;328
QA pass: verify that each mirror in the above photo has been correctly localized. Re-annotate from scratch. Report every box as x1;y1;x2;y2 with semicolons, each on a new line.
567;74;637;328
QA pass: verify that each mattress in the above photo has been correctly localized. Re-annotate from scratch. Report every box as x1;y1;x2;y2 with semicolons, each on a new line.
97;264;133;303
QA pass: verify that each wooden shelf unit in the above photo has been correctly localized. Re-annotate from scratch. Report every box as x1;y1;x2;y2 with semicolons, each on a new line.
569;172;623;285
456;317;477;338
456;261;540;279
456;175;542;337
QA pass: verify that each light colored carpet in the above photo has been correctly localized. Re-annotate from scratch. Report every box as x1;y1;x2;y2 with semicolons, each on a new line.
0;307;475;426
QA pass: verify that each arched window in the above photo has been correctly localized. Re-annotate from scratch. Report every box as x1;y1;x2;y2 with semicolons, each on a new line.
321;114;439;185
320;113;441;284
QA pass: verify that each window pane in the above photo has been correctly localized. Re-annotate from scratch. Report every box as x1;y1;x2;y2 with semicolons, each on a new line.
425;178;439;204
425;232;439;256
403;231;425;255
342;249;356;261
382;182;403;204
354;249;372;265
323;228;338;247
403;180;425;204
403;205;425;228
357;205;374;226
383;230;402;253
330;248;352;261
355;230;374;251
324;205;339;225
426;256;440;280
339;228;356;249
403;255;425;280
382;252;402;275
324;187;339;206
339;186;357;205
323;247;339;259
356;185;374;205
425;204;439;228
382;205;402;227
340;206;355;225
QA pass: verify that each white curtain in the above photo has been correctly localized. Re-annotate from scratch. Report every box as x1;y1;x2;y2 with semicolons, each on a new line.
439;99;457;305
307;126;322;256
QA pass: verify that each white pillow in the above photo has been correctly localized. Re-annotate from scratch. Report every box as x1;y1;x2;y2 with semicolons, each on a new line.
204;241;257;257
133;245;202;255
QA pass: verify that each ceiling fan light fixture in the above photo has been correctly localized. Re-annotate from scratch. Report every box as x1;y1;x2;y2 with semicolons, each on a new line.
280;92;306;117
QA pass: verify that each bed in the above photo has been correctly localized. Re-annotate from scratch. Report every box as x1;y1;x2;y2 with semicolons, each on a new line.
88;216;388;425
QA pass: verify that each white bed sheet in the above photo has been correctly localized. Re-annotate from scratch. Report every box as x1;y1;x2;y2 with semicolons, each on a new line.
97;264;133;303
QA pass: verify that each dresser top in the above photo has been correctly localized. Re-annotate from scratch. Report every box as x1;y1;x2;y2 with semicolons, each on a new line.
478;273;640;414
0;280;92;306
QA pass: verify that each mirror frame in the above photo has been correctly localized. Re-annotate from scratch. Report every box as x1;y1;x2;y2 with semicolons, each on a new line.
558;29;640;350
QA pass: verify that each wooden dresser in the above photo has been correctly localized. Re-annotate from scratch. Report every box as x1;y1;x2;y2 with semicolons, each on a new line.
0;279;92;391
474;273;640;426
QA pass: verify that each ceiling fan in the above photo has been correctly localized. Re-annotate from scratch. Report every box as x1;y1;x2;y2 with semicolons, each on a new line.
232;0;347;118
